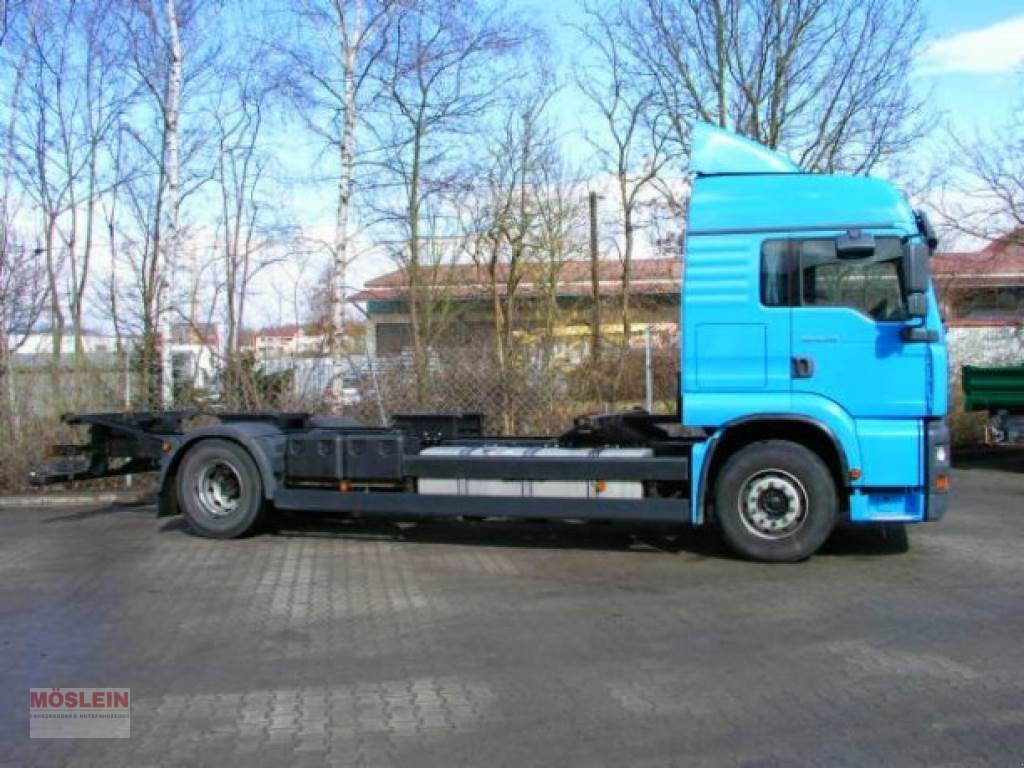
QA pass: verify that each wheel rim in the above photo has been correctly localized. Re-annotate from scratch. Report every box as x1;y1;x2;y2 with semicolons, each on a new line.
195;460;243;518
737;468;809;540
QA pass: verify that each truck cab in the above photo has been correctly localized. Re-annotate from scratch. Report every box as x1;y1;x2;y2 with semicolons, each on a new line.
683;124;950;558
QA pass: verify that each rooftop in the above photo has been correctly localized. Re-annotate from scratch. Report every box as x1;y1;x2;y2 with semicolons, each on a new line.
349;258;682;304
933;227;1024;286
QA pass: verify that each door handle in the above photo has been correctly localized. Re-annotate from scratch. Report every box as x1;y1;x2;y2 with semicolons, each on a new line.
792;356;815;379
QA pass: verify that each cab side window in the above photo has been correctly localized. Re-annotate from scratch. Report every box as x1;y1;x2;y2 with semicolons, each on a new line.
759;237;907;320
760;240;792;306
799;238;906;321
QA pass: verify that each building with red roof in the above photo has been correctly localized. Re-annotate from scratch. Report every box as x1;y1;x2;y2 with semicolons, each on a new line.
349;257;682;357
933;227;1024;326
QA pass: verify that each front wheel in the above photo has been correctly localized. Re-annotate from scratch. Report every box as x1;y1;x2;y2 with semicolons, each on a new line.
176;439;267;538
713;440;839;562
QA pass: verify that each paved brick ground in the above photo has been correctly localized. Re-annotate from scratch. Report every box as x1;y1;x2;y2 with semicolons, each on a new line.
1;463;1022;767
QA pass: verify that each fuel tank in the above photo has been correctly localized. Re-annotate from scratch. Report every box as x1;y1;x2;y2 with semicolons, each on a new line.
416;445;653;499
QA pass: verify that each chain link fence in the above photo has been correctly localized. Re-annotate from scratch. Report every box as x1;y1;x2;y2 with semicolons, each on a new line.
8;323;1006;491
344;335;680;435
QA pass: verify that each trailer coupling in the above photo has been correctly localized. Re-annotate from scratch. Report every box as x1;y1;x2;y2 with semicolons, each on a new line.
29;411;197;486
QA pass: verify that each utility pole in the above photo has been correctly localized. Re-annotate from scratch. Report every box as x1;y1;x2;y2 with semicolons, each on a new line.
589;191;601;367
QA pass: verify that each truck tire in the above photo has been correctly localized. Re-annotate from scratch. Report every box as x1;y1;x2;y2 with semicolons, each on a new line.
713;440;838;562
176;439;267;539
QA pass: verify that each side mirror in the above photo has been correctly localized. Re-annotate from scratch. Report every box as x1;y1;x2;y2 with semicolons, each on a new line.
915;210;939;252
903;242;930;321
836;230;875;259
903;242;929;294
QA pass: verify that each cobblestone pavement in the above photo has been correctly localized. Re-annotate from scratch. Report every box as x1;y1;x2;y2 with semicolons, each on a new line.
1;463;1022;767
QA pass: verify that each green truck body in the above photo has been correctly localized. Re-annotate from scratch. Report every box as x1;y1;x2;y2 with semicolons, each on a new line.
962;365;1024;413
962;364;1024;444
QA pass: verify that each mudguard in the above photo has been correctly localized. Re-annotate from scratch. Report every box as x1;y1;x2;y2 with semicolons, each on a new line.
158;422;287;515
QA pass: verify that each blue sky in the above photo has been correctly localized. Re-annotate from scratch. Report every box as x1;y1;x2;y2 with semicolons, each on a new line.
505;0;1024;147
918;0;1024;132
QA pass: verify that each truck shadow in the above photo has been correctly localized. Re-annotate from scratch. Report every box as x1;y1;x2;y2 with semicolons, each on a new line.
269;514;728;557
952;446;1024;474
164;512;911;560
41;498;156;524
820;523;910;556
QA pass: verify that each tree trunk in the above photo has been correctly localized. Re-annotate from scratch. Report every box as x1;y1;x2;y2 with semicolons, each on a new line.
160;0;184;408
616;198;634;398
73;145;99;360
588;191;601;374
407;125;427;405
487;246;511;435
44;217;63;395
1;343;19;440
330;0;363;410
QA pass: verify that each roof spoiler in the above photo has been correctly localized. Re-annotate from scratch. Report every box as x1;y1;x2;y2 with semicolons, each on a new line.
689;122;799;176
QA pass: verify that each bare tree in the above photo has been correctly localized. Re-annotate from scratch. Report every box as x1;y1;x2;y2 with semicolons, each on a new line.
577;4;677;396
460;84;558;432
369;0;523;402
614;0;928;174
118;0;220;406
933;98;1024;326
280;0;399;402
210;72;286;405
533;160;587;370
12;2;76;369
69;2;136;357
0;222;48;438
20;1;135;360
1;1;138;425
939;108;1024;246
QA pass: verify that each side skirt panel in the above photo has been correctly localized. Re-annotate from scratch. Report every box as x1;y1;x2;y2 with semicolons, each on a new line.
274;489;690;524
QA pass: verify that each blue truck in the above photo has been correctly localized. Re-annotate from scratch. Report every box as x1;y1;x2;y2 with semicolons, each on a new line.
30;123;951;562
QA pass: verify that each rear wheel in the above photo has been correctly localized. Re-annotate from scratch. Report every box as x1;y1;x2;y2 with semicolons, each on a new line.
177;439;266;538
713;440;838;562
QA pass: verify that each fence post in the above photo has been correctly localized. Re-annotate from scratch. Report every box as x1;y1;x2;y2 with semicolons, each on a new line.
644;325;654;413
6;361;21;440
365;334;387;425
125;353;133;488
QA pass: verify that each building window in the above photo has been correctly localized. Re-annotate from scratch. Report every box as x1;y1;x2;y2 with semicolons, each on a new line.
376;322;411;355
954;286;1024;320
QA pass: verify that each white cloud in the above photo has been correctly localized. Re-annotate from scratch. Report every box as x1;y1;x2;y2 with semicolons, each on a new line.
917;14;1024;75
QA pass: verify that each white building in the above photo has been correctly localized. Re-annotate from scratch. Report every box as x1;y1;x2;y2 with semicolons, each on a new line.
10;329;126;357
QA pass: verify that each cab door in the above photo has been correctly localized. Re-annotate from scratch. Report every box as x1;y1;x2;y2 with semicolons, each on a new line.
788;236;929;419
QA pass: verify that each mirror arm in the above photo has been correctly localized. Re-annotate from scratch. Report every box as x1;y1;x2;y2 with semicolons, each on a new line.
901;326;939;343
